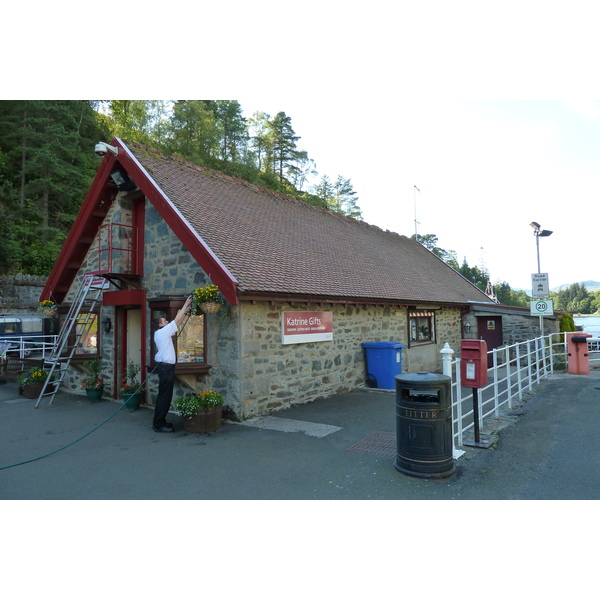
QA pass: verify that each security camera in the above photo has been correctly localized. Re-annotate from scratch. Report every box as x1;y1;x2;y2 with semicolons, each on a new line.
94;142;118;157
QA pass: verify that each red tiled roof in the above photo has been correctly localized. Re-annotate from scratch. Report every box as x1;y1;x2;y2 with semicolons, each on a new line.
127;142;491;305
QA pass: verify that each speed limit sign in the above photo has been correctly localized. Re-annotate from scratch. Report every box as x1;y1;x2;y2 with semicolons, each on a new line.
530;300;554;316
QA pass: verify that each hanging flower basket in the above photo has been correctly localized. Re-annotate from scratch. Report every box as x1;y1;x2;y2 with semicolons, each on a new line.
39;300;57;317
199;301;222;314
191;285;226;315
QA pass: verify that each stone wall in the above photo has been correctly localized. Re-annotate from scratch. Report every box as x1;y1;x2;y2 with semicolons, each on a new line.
229;303;464;419
502;314;558;346
233;302;407;418
0;274;47;312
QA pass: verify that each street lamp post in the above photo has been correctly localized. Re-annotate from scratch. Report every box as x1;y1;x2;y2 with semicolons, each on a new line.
529;221;553;334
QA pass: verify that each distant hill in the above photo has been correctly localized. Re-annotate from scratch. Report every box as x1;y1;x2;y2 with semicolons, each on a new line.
552;280;600;293
514;280;600;295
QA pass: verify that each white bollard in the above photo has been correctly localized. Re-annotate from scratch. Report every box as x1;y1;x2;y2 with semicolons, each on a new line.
440;342;454;378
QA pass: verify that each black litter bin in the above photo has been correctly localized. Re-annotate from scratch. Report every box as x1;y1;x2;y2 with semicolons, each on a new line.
394;371;455;478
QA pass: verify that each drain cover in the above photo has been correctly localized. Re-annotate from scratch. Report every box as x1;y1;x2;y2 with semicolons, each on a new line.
346;431;396;459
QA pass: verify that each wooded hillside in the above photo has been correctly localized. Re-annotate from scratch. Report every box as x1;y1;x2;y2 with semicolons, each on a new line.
0;100;361;276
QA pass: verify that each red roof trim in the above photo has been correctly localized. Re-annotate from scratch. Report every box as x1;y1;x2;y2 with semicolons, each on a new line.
42;138;239;306
41;155;119;303
114;139;239;305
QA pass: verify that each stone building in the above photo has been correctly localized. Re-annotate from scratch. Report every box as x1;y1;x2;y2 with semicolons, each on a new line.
42;138;494;419
463;301;559;366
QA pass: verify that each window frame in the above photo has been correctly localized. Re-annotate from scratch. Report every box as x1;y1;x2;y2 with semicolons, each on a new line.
149;298;210;375
58;308;100;361
408;310;436;346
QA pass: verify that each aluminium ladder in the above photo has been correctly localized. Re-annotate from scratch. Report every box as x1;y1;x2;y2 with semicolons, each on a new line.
34;275;105;408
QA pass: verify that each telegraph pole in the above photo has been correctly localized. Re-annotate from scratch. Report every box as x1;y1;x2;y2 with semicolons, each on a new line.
413;185;420;238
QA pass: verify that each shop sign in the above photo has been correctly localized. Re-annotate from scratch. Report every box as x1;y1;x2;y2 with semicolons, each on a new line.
282;311;333;345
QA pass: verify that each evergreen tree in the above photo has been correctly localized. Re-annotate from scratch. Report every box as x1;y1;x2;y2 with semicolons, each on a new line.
312;175;363;219
287;153;317;192
267;112;300;184
559;312;577;332
103;100;168;147
552;282;592;314
331;176;362;219
248;110;271;172
495;281;529;307
0;100;104;275
167;100;222;167
456;257;489;292
411;233;459;268
208;100;248;163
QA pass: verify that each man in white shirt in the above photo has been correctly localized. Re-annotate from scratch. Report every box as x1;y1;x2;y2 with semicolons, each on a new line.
152;295;192;432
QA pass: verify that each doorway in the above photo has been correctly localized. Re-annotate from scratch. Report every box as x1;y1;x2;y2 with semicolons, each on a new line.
476;316;503;367
116;307;145;397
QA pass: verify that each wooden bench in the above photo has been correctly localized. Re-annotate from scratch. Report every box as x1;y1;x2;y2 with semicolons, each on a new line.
0;356;46;390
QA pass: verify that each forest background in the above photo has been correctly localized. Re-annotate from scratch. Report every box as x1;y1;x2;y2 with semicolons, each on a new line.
0;99;597;315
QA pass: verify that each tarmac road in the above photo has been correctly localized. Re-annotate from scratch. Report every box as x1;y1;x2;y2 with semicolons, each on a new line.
1;367;599;500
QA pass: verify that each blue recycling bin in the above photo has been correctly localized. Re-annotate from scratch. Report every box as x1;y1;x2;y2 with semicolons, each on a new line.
362;342;404;389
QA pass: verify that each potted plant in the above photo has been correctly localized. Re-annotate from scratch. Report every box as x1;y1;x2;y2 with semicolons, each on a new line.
191;284;226;314
17;368;54;399
121;361;145;411
81;358;105;402
173;389;225;433
38;299;58;318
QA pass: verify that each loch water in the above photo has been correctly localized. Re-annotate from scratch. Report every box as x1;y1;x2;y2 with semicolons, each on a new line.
574;315;600;336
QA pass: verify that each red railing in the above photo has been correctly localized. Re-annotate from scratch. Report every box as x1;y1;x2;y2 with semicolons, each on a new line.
95;223;138;275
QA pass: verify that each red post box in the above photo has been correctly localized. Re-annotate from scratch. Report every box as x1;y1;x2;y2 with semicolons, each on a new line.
566;332;592;375
460;339;488;388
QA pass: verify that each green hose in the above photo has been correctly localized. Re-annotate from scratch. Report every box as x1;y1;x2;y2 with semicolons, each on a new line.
0;310;193;471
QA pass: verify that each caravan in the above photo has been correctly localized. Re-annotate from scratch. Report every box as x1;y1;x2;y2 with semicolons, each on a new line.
0;314;53;356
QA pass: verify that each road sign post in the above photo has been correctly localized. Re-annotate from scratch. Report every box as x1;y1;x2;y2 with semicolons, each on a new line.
530;300;554;316
531;273;549;298
530;299;554;336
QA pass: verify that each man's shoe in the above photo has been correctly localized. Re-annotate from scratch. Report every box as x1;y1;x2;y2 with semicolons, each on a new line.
153;424;174;433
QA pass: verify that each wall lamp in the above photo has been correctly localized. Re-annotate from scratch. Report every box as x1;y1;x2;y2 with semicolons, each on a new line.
109;168;137;191
102;316;112;334
464;321;472;334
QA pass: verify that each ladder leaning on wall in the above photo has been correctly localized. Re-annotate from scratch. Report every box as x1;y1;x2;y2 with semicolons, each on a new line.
34;275;104;408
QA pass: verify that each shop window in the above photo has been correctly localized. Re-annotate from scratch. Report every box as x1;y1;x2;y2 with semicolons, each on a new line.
150;299;209;374
409;311;435;345
59;312;99;358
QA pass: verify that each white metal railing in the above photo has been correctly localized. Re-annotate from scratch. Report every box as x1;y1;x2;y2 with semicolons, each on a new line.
442;333;567;448
0;334;58;359
588;337;600;367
